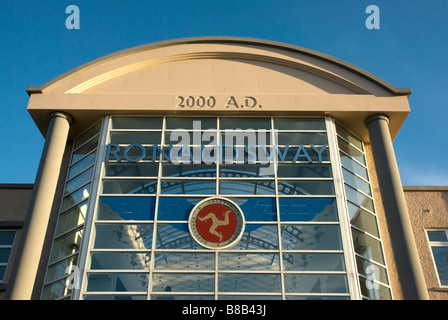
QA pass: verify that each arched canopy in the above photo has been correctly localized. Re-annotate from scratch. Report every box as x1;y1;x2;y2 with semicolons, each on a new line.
26;37;410;141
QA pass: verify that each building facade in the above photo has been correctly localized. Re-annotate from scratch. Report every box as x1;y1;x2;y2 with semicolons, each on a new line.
1;37;446;300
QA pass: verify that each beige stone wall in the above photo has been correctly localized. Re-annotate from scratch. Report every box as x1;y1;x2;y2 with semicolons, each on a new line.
364;144;404;299
404;187;448;300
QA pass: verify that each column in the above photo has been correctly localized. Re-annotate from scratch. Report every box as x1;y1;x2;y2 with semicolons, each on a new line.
6;112;72;300
365;114;428;300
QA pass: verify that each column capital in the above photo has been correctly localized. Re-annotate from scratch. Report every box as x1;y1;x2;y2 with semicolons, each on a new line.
49;111;73;126
365;113;389;127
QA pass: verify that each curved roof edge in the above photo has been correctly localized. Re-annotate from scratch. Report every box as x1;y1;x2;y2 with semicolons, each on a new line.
26;36;411;96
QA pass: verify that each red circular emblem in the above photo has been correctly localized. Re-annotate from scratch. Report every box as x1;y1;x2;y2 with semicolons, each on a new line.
189;198;245;249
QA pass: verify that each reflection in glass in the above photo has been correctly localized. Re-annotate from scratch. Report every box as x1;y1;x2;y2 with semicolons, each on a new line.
165;117;217;130
278;180;334;195
344;185;374;212
44;255;78;285
355;256;389;285
220;180;275;195
160;179;215;195
283;253;345;271
336;123;363;151
110;131;161;144
102;179;157;194
156;223;202;250
347;202;380;238
72;135;99;164
342;168;371;195
61;184;90;211
281;224;342;250
97;196;156;221
220;117;271;130
154;252;215;270
219;252;280;271
152;273;214;293
90;252;151;270
338;137;365;165
86;273;149;292
274;118;326;130
55;202;87;236
157;197;204;220
219;273;281;293
93;224;153;250
351;228;385;265
163;163;216;177
431;247;448;285
277;132;327;145
112;117;162;129
74;121;102;150
279;197;338;222
49;228;83;263
235;225;278;250
230;197;276;221
277;163;332;178
284;274;348;293
105;163;159;177
65;166;94;195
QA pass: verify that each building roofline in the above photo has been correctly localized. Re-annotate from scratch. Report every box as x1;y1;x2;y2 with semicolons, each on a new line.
26;36;411;97
403;186;448;191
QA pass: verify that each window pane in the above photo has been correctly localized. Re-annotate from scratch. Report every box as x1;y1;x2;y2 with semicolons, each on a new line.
55;201;87;236
90;252;151;270
86;273;149;292
340;152;368;180
61;183;90;211
277;164;332;178
431;247;448;285
281;224;342;250
338;137;365;165
154;252;215;271
283;253;346;271
41;279;72;299
277;180;334;195
345;185;374;211
427;230;448;242
166;117;216;130
69;151;96;179
220;180;275;195
72;135;99;164
230;197;276;221
152;273;214;293
97;196;156;221
93;224;153;250
218;273;281;293
102;179;157;194
351;228;385;265
163;163;216;177
110;131;161;144
74;121;102;150
274;118;326;130
65;166;94;194
0;231;15;245
347;202;379;238
112;117;162;129
219;252;280;271
156;223;202;250
359;277;392;300
160;179;215;195
284;274;348;293
157;197;204;220
220;164;273;178
342;168;371;195
279;197;338;222
44;255;79;284
336;123;363;151
277;146;330;162
105;163;159;177
0;248;12;263
277;132;327;145
49;228;83;263
235;225;279;250
355;256;389;285
220;117;271;130
84;294;147;300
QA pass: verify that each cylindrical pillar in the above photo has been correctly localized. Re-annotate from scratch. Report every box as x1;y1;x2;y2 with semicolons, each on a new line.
6;112;72;300
365;114;428;300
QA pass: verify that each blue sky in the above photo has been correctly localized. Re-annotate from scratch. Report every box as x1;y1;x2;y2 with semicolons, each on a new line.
0;0;446;185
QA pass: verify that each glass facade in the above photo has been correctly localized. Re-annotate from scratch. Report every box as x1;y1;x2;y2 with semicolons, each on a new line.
42;116;392;300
